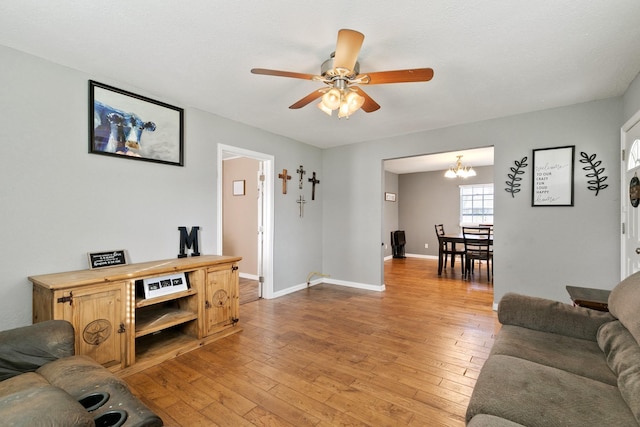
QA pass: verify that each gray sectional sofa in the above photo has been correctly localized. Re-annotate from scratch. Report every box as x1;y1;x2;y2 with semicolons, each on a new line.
466;272;640;426
0;320;162;426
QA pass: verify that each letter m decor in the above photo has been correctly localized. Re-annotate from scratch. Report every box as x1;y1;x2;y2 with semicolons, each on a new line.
178;226;201;258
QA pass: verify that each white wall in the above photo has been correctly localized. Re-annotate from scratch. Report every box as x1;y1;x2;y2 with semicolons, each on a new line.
0;45;323;330
323;98;623;305
624;72;640;122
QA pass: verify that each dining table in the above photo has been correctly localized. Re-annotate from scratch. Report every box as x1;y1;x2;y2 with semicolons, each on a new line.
437;232;493;275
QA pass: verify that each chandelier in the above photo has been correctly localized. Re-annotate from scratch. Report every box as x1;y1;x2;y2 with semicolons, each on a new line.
444;155;476;178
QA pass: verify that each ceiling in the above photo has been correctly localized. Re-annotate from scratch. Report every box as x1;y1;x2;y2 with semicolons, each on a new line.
385;147;494;175
2;1;640;150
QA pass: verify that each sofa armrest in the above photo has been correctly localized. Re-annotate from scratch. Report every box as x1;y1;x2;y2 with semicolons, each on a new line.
0;320;75;381
498;293;615;341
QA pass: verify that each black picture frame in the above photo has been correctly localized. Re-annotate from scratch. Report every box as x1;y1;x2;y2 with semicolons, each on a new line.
87;249;129;269
532;145;575;206
89;80;184;166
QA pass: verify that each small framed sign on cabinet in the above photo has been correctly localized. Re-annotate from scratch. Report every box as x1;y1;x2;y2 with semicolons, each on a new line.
88;250;129;269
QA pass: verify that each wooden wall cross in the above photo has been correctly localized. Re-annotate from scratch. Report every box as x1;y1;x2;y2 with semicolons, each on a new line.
308;172;320;200
278;169;292;194
297;165;306;189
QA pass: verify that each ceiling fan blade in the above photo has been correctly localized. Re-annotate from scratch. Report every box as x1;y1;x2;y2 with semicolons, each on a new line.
352;87;380;113
289;89;325;109
333;29;365;73
359;68;434;85
251;68;317;80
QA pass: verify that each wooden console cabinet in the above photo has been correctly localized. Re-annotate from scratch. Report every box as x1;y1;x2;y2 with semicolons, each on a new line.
29;255;241;375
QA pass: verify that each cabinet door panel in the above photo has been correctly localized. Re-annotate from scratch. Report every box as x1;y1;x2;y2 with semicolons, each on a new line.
62;284;125;368
205;268;233;335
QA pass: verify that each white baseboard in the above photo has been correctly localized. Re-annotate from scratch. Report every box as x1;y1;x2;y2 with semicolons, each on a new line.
405;253;439;260
239;272;259;281
270;277;385;299
385;253;439;260
323;278;385;292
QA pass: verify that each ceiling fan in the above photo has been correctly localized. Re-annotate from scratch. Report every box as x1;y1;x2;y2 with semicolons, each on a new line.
251;29;434;119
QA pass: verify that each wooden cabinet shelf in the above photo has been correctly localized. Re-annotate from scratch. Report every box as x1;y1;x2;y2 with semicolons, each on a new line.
135;288;197;308
135;306;198;338
30;255;241;375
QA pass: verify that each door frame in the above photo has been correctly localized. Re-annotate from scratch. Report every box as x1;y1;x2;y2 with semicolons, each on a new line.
620;108;640;279
217;144;274;299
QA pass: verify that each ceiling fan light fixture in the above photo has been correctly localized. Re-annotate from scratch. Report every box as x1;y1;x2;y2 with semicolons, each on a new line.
251;29;433;117
338;101;351;119
321;88;341;110
317;101;333;116
345;90;365;112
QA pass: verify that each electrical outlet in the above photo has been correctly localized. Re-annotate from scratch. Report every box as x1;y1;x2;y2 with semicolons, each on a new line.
385;244;388;249
424;243;428;249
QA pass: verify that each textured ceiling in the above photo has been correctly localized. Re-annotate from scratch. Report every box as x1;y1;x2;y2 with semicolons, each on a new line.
2;1;640;149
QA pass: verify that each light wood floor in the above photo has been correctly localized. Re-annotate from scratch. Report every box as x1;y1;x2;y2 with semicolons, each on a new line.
124;257;500;427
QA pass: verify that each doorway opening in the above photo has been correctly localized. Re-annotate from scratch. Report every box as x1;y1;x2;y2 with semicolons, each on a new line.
382;147;494;288
217;144;274;302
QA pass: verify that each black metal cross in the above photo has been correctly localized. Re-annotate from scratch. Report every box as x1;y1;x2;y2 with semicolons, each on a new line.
308;172;320;200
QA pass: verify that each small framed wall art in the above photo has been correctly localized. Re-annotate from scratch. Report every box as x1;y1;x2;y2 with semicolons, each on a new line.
233;180;246;196
385;192;397;202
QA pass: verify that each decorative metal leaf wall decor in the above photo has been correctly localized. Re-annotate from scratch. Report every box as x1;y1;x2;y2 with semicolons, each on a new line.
579;152;608;196
505;156;528;198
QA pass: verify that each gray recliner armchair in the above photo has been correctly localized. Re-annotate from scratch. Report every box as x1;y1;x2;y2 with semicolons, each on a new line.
0;320;162;427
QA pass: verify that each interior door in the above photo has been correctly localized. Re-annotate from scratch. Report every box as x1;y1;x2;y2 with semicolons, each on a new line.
621;111;640;278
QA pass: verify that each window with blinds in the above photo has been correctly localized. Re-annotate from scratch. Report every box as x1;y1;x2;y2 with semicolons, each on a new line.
460;183;494;225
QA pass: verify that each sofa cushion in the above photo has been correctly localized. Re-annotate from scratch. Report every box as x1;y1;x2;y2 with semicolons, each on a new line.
598;320;640;424
0;320;74;381
0;372;49;398
498;293;614;341
0;380;94;426
39;355;163;427
468;414;526;427
490;325;617;386
466;355;637;427
609;272;640;345
37;355;127;396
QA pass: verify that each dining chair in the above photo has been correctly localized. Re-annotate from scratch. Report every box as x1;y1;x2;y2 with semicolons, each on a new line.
434;224;465;274
462;226;493;281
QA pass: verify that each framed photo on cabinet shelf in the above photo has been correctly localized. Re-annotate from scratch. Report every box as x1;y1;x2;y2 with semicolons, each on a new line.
142;273;188;299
